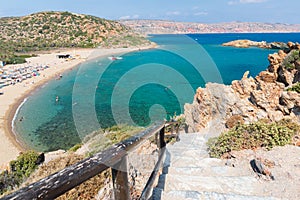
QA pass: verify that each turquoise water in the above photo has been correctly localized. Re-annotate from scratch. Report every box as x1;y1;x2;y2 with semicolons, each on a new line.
14;33;300;151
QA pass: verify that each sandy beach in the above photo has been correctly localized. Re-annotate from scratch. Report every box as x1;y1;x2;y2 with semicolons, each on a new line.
0;46;153;169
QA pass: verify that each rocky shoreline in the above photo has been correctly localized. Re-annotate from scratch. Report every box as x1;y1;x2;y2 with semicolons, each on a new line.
185;42;300;136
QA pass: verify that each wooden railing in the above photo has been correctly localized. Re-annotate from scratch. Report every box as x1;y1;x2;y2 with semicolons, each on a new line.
2;121;181;200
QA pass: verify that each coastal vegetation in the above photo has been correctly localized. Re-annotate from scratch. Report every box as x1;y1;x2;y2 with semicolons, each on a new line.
0;11;150;64
83;124;144;156
207;119;300;158
287;82;300;93
0;151;40;195
281;49;300;70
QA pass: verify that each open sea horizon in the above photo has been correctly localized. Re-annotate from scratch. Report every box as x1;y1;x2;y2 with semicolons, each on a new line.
14;33;300;152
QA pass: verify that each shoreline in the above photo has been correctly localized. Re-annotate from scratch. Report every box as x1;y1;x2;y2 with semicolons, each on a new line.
0;45;156;169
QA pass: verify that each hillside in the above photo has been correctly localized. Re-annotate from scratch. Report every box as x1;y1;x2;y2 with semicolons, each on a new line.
121;20;300;35
0;11;150;63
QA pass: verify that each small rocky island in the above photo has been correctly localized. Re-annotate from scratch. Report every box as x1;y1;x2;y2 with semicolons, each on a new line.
222;39;299;50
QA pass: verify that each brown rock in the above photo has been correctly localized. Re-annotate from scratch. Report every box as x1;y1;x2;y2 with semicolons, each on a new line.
287;41;295;49
257;71;276;83
225;115;244;129
278;50;287;59
277;66;296;86
232;71;256;98
293;135;300;146
280;92;295;110
268;53;281;65
268;53;282;73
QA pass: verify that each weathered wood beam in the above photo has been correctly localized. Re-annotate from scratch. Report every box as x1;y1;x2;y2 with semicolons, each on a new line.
2;122;165;200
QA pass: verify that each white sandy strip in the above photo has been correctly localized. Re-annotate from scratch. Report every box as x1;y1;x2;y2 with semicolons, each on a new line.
0;46;152;169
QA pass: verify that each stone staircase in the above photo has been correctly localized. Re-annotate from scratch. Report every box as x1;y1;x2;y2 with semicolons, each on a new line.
152;133;279;200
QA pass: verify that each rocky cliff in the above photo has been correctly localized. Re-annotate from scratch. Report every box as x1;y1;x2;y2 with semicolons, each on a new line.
184;42;300;133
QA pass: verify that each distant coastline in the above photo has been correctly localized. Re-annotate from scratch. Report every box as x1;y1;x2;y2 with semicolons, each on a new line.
120;20;300;35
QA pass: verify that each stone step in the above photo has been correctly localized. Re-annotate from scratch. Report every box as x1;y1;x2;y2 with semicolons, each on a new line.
164;157;222;168
160;190;280;200
163;174;258;195
166;149;209;158
171;137;207;145
164;166;205;176
167;145;207;151
174;136;206;142
165;165;251;177
177;133;206;138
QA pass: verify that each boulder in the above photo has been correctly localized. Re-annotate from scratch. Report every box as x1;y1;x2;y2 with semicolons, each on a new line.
287;41;295;49
231;71;256;98
277;66;295;86
257;71;276;83
269;42;289;50
225;115;244;129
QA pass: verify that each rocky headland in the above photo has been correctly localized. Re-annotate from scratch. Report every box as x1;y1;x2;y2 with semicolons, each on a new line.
222;39;299;50
185;42;300;135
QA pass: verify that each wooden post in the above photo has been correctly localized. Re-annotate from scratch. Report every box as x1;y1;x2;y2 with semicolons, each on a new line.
170;124;174;134
112;156;130;200
175;123;180;142
159;126;166;149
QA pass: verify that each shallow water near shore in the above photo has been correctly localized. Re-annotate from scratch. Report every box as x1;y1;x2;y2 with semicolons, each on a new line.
14;33;300;151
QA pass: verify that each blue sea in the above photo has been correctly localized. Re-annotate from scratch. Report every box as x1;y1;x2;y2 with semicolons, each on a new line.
14;33;300;151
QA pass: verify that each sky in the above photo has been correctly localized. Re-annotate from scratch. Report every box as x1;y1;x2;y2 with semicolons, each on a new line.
0;0;299;24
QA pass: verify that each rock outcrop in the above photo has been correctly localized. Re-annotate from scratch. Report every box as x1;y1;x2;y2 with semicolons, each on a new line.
185;42;300;133
222;39;291;50
222;40;268;48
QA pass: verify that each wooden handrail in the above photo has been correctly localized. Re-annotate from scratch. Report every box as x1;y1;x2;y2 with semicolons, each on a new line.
1;121;181;200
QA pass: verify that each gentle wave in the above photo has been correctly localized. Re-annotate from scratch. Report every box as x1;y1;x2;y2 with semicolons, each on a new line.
12;97;28;134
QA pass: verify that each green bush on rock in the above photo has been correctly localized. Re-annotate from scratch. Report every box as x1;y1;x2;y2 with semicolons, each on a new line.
207;119;299;158
287;82;300;93
0;151;40;195
9;151;40;178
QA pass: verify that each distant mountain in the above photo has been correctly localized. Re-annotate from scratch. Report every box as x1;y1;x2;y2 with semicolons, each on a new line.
0;11;150;63
120;20;300;34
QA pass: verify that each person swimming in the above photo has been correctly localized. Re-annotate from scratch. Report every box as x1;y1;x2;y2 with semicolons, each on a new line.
55;96;59;103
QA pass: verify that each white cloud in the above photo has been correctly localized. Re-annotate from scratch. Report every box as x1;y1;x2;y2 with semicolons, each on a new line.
166;11;181;16
194;12;208;16
119;14;139;20
132;14;139;19
228;0;267;5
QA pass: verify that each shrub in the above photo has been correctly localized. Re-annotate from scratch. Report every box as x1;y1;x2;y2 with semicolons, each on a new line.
207;119;299;158
0;151;40;195
282;50;300;70
10;151;40;178
287;82;300;93
68;143;82;152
